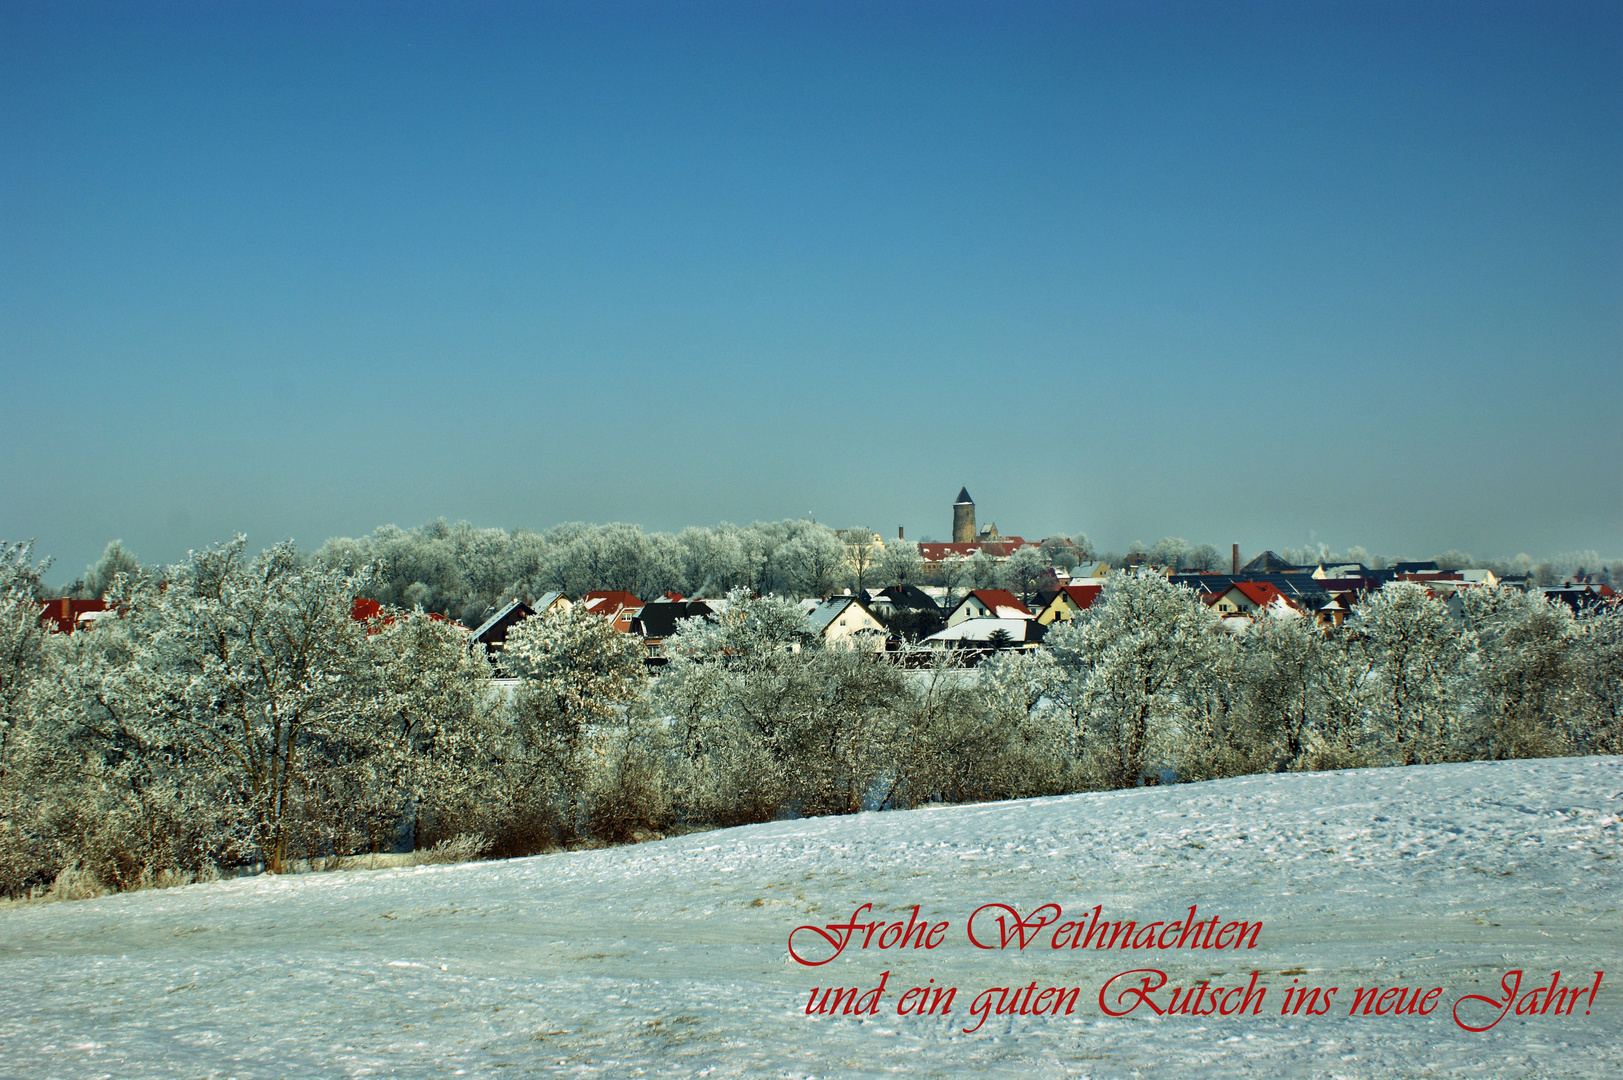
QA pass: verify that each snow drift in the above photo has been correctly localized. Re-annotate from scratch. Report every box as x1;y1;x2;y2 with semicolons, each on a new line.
1;756;1619;1079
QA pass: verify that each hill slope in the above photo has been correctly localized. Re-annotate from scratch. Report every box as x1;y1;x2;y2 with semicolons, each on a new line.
2;757;1620;1078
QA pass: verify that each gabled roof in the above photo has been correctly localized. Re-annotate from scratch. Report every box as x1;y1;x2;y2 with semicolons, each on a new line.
958;589;1032;619
923;617;1039;644
1240;551;1304;574
581;590;643;615
1391;561;1440;575
631;600;717;639
471;600;534;644
862;584;940;612
1060;584;1102;610
1230;581;1285;608
806;595;880;636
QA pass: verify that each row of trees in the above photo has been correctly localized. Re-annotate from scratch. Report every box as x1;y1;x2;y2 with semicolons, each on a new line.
66;521;1100;624
64;525;1618;628
4;537;1619;900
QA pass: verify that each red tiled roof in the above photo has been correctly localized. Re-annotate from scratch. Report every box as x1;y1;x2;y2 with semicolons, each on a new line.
351;597;385;622
350;596;452;630
1231;581;1284;608
1060;584;1102;610
917;538;1030;560
582;590;644;613
964;589;1032;616
37;598;108;634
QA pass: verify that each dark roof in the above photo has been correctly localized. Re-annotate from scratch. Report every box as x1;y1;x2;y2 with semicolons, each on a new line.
1168;573;1331;603
956;487;973;504
1391;561;1440;574
631;600;716;639
863;584;940;612
471;600;533;645
1541;586;1617;614
1240;551;1306;574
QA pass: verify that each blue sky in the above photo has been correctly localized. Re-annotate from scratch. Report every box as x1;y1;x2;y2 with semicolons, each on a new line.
3;0;1618;579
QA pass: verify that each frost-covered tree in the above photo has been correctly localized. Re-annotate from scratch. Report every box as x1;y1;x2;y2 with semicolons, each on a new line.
840;528;882;593
118;538;384;873
1350;582;1467;765
678;525;762;596
887;650;1073;807
1038;536;1080;573
770;526;849;598
1569;605;1623;756
998;546;1048;607
1459;585;1576;760
877;538;924;585
497;604;651;846
0;542;58;893
1046;572;1229;788
658;590;910;822
1146;537;1191;569
1185;543;1224;572
1228;615;1374;774
358;611;499;852
966;549;1000;589
78;540;143;599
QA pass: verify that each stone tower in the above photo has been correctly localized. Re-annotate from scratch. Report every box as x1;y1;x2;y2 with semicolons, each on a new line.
952;487;976;543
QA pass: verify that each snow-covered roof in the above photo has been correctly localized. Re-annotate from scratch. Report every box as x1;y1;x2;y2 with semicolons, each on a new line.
806;596;879;637
470;600;533;643
922;617;1035;644
956;589;1032;619
581;590;643;614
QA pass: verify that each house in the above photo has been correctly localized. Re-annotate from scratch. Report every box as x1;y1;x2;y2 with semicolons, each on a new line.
1540;584;1617;614
1391;561;1440;575
629;599;719;665
348;597;455;631
1312;562;1374;580
470;600;534;658
806;595;887;651
1204;581;1302;617
917;537;1031;577
531;591;572;614
1031;584;1103;626
921;617;1044;651
860;584;940;617
580;590;644;632
945;589;1032;626
37;598;109;634
1239;551;1306;575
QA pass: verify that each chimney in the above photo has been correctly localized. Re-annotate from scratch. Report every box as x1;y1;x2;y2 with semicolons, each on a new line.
898;526;904;540
1232;544;1239;575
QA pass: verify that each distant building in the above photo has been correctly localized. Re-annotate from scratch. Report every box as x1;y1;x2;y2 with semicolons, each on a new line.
946;589;1032;626
953;487;976;543
630;599;719;665
921;617;1045;651
580;590;644;632
1031;584;1103;626
470;600;534;659
806;595;887;651
37;598;109;634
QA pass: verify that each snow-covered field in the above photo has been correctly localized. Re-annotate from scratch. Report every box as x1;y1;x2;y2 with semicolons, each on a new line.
2;758;1619;1079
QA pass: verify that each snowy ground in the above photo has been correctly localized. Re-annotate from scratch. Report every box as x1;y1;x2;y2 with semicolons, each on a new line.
2;757;1619;1079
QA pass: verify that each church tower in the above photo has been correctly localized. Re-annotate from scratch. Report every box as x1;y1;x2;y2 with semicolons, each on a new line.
952;487;976;543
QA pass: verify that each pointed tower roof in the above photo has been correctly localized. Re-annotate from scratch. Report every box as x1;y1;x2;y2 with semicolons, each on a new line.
955;487;974;504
